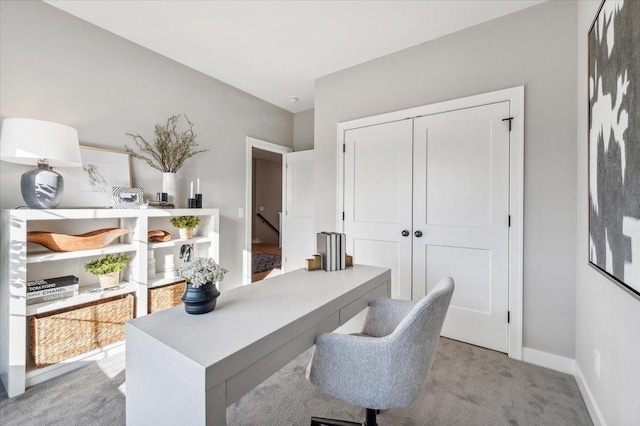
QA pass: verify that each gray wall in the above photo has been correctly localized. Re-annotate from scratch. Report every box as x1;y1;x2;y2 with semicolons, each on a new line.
314;1;577;357
293;109;314;151
575;2;640;424
0;1;293;288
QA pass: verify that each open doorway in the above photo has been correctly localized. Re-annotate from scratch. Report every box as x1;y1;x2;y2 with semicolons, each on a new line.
244;137;291;284
251;147;283;282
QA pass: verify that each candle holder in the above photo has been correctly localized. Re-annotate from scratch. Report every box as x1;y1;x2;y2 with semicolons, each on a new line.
195;193;203;208
156;192;168;202
188;198;197;208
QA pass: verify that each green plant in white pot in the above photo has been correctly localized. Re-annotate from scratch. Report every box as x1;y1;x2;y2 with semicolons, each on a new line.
85;254;132;289
170;215;202;240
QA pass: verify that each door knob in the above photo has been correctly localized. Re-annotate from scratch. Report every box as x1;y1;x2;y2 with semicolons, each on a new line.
401;230;410;237
414;230;423;238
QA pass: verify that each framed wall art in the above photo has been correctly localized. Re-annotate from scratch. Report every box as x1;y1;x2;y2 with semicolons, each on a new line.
588;0;640;298
59;146;132;208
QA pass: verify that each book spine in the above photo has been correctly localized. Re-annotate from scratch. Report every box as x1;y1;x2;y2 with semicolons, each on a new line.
26;275;79;293
317;233;330;271
27;289;77;305
340;233;346;270
26;284;80;299
330;233;337;271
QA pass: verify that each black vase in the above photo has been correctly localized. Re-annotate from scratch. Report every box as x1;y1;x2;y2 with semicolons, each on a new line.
181;282;220;314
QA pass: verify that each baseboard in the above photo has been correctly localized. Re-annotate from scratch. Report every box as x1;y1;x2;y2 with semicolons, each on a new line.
521;347;575;374
574;362;607;426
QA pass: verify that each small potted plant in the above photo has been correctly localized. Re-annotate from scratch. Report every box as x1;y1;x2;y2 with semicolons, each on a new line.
176;257;227;314
85;254;132;289
170;215;202;240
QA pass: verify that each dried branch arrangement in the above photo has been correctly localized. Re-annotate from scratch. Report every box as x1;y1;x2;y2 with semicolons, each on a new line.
125;115;208;173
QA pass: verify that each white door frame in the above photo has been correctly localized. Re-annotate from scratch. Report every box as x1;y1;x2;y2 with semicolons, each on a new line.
336;86;525;360
244;137;292;285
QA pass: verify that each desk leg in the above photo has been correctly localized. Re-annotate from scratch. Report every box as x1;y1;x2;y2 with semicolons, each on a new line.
127;325;228;426
206;382;227;426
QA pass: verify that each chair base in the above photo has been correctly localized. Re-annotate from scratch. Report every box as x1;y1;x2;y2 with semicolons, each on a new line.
311;408;377;426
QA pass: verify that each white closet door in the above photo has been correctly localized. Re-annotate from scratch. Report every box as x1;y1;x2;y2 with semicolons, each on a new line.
413;102;510;353
283;150;315;272
344;120;413;300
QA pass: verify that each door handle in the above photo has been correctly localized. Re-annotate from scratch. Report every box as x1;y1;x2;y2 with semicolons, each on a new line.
414;230;423;238
401;230;410;237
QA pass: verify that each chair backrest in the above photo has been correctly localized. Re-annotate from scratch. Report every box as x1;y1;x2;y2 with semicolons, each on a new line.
386;277;454;407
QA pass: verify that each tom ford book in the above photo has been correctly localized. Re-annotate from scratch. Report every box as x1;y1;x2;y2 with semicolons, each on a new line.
26;275;79;293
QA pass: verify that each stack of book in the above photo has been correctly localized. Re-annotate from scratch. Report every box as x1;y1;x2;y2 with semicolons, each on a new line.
26;275;79;305
316;232;347;271
147;201;175;209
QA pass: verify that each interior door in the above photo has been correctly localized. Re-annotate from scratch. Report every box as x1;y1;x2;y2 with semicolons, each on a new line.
344;120;413;300
283;150;315;272
413;102;510;352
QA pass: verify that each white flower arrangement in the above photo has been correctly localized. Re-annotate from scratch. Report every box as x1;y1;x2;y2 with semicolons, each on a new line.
176;257;228;288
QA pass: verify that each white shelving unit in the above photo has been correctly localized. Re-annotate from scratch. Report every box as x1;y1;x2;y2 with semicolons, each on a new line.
0;208;219;397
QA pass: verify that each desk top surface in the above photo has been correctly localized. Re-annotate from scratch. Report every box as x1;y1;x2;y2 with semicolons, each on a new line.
127;265;390;369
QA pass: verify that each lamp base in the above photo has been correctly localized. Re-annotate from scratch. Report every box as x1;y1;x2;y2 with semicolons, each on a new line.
21;163;64;209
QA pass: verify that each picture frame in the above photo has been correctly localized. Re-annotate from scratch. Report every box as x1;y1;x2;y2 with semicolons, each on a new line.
59;146;133;208
587;0;640;298
112;187;144;209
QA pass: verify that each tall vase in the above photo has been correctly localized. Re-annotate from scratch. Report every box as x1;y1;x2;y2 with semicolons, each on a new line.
162;172;177;204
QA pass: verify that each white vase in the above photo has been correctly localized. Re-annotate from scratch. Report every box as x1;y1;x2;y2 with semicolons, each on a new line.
162;172;177;203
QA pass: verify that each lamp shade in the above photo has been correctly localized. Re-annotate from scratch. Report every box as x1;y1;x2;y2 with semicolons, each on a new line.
0;118;82;167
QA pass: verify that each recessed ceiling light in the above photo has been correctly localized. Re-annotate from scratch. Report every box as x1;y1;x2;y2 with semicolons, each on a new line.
288;96;299;102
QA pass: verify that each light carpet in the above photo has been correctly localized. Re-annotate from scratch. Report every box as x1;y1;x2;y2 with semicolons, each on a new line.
0;338;592;425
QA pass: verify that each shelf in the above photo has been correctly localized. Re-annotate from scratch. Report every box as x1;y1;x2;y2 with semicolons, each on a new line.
148;236;212;249
148;274;185;289
25;340;126;387
26;282;137;316
26;243;137;263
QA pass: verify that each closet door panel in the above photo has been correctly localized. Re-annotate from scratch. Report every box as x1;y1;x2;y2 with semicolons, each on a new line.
413;102;510;353
344;120;413;300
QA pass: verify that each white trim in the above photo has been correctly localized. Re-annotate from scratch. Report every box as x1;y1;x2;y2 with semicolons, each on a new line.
244;137;291;284
574;362;607;426
522;347;575;375
336;86;525;360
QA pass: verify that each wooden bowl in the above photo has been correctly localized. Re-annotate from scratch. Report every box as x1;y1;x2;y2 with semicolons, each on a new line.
27;228;130;252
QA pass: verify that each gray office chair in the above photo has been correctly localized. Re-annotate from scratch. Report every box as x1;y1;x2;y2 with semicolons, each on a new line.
306;277;454;426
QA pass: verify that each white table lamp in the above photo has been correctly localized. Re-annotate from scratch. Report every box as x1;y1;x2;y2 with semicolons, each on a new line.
0;118;82;209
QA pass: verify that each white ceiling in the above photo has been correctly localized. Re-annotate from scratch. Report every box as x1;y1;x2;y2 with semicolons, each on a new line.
45;1;545;113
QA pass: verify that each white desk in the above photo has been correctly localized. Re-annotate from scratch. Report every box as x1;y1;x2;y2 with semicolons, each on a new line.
126;265;391;426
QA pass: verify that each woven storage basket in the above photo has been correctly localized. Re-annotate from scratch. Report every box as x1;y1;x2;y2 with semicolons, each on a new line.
28;294;134;368
148;281;185;313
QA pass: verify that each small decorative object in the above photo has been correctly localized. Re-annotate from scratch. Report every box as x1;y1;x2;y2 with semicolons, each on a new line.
148;229;171;242
125;115;209;204
164;254;176;278
27;228;130;252
85;253;132;289
176;257;227;314
112;187;144;209
148;250;156;279
170;215;202;240
156;192;168;202
304;254;323;271
180;244;194;262
195;178;203;208
188;180;197;208
59;146;132;208
588;0;640;297
0;118;82;209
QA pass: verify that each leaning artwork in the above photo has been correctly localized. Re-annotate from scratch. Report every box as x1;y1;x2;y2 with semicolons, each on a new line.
588;0;640;297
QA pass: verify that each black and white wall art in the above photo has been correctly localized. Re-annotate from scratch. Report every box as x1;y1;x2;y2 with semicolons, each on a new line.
588;0;640;297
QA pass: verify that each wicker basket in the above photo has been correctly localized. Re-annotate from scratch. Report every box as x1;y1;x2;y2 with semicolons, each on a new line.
148;281;185;313
28;294;134;368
